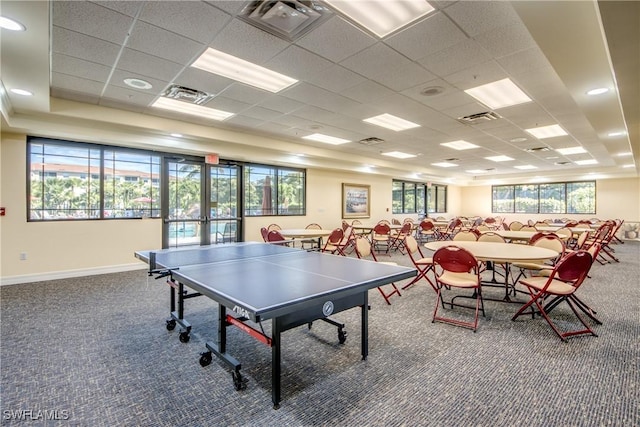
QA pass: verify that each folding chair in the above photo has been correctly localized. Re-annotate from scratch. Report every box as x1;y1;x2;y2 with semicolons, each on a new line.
354;236;401;305
512;250;596;341
372;222;391;254
266;230;293;246
388;222;412;253
321;228;346;255
432;245;484;332
402;235;436;291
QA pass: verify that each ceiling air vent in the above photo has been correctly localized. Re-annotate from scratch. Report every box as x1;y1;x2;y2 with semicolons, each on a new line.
457;111;502;125
555;161;571;165
163;85;213;105
239;1;332;41
525;146;551;152
358;137;385;146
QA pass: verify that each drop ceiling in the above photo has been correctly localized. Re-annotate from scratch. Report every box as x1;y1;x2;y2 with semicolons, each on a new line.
1;0;638;186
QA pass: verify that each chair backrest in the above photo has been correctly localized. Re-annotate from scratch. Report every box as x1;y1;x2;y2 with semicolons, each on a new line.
267;229;287;243
574;230;590;249
475;224;490;232
325;228;344;245
586;242;601;262
373;223;391;235
420;220;435;231
553;250;593;285
433;245;478;274
378;219;391;225
520;226;538;232
501;222;510;230
392;218;401;225
354;236;376;260
453;230;478;241
403;218;415;224
477;232;506;243
267;223;281;231
529;231;558;244
305;223;322;230
260;227;269;242
398;222;412;235
531;234;565;262
555;227;573;240
509;221;523;231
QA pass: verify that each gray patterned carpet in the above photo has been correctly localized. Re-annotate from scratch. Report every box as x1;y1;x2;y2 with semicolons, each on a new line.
1;241;638;426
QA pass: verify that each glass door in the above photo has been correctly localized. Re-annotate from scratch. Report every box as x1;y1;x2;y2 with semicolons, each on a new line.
162;159;241;248
163;160;207;248
209;164;241;244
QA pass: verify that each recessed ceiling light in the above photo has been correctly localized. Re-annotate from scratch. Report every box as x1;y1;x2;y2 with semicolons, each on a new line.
124;78;153;90
464;78;532;109
0;16;25;31
10;88;33;96
440;140;479;150
622;164;634;168
431;162;458;168
325;0;435;38
608;131;626;137
485;155;514;162
525;124;568;139
466;169;488;174
514;165;538;170
420;86;444;96
545;156;559;160
302;133;351;145
363;113;420;131
170;133;183;138
191;48;298;93
574;159;598;165
616;152;633;157
556;146;587;155
152;98;234;121
586;87;609;95
381;151;417;159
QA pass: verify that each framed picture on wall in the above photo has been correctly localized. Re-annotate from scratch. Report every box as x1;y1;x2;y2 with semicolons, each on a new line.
342;183;370;219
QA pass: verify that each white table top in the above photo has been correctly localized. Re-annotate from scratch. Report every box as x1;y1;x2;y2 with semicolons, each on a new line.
479;230;537;241
279;229;333;238
424;240;558;263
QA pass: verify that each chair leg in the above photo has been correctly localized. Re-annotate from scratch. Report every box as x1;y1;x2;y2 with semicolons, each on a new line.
377;283;401;305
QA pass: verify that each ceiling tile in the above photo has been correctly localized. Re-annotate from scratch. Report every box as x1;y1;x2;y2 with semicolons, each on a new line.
52;1;133;44
52;54;112;83
51;27;121;67
118;49;184;83
209;18;289;64
445;1;521;37
306;65;367;93
127;21;205;64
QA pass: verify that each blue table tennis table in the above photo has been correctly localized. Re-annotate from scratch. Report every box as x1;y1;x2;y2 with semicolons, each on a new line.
135;242;415;409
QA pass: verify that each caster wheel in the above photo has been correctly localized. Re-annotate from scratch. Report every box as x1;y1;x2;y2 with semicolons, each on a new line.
199;352;212;367
179;331;190;343
166;319;176;331
338;329;347;344
232;371;246;390
307;322;313;330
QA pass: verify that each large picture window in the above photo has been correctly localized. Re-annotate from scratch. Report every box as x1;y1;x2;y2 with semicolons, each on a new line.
492;181;595;214
28;138;160;220
392;180;446;214
244;165;305;216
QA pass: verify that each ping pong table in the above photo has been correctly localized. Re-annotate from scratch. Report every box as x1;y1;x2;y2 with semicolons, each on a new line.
135;242;415;408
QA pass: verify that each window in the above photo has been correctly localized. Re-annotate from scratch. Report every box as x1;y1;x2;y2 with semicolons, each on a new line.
492;181;595;214
28;138;161;220
244;164;305;216
392;180;446;214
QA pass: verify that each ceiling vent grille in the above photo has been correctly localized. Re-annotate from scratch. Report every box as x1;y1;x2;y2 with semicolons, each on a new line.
525;146;551;152
358;137;385;146
239;1;332;41
457;111;502;125
163;85;213;105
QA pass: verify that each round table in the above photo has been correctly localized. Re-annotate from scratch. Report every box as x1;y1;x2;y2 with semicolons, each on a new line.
479;230;538;243
279;229;332;249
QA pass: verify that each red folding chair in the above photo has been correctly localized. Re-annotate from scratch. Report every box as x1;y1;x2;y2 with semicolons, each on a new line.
402;236;436;291
266;230;292;246
432;245;484;332
354;236;401;305
512;250;596;341
321;228;346;255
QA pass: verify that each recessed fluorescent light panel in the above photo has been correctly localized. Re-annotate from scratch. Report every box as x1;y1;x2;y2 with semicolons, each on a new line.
10;88;33;96
622;164;635;168
485;155;514;162
616;152;632;157
525;124;568;139
586;87;608;95
440;140;479;150
191;48;298;93
464;78;532;109
466;170;488;174
514;165;538;170
574;159;598;165
152;98;234;121
302;133;351;145
431;162;458;168
363;113;420;131
555;146;587;155
608;131;626;137
382;151;417;159
325;0;435;38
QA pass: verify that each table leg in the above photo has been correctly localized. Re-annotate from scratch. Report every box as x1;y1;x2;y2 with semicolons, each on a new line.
361;292;368;361
272;318;282;409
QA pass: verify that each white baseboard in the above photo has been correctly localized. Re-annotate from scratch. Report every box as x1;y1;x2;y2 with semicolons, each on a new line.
0;263;148;286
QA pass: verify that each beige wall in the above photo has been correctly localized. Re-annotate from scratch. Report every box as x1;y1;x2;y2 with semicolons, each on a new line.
1;131;637;284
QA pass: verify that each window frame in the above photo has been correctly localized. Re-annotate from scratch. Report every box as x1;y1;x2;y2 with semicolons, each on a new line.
392;180;447;214
491;181;596;214
243;163;307;217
